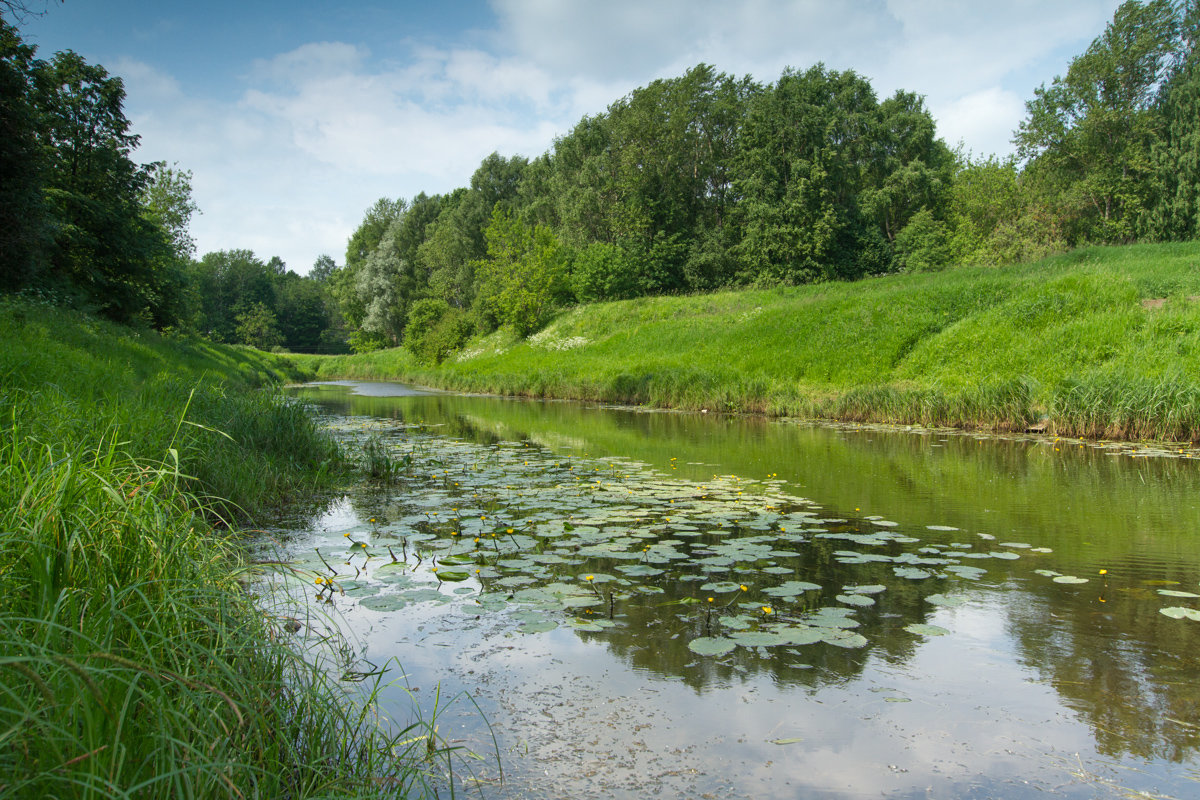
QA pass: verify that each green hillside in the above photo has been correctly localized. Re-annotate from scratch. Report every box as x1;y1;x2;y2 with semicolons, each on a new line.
0;299;424;797
297;242;1200;442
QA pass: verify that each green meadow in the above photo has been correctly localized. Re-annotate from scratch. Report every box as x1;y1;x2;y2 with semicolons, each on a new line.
296;242;1200;442
0;299;439;798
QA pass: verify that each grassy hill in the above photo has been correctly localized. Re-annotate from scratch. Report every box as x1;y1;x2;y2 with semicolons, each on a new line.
0;299;422;797
297;241;1200;442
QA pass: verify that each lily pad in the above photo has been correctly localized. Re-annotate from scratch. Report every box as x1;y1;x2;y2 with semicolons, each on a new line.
687;637;737;656
358;594;407;612
1052;575;1089;584
842;584;886;595
762;580;821;597
925;593;965;607
700;581;744;593
821;630;868;648
904;623;950;636
1160;606;1200;621
730;630;790;647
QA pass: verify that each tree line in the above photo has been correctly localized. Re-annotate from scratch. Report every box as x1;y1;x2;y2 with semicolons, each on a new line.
2;1;1198;358
329;0;1200;362
1;13;347;352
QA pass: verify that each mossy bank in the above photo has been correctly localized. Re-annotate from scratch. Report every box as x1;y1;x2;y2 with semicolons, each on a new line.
0;299;432;798
295;241;1200;443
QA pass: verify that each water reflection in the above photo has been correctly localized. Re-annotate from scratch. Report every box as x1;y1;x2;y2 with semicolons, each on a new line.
277;382;1200;799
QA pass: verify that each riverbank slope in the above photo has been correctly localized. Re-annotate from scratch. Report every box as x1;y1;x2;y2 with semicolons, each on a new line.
297;242;1200;442
0;299;425;797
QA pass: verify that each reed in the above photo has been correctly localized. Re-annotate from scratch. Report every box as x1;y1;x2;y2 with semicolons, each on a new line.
0;299;447;798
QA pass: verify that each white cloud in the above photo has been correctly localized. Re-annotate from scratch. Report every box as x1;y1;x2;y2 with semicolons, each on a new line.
111;1;1126;273
933;87;1027;158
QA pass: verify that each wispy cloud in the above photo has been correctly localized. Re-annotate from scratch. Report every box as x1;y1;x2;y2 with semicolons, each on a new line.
108;0;1121;271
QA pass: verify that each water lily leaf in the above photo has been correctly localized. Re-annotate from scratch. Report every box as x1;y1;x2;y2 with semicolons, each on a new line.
926;525;959;531
730;631;789;647
1159;606;1200;621
925;593;965;607
340;581;378;598
569;619;605;631
1052;576;1088;584
772;625;823;645
762;580;821;597
475;595;507;611
687;637;737;656
519;620;558;634
433;570;470;582
944;565;987;580
904;623;950;636
559;596;604;609
894;567;932;580
402;588;450;603
701;581;745;593
770;737;805;745
616;564;664;577
836;593;875;607
842;584;886;595
822;630;868;648
1157;590;1200;598
358;594;407;612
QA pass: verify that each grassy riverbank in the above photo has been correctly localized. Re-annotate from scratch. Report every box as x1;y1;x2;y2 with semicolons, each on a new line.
296;241;1200;442
0;299;429;798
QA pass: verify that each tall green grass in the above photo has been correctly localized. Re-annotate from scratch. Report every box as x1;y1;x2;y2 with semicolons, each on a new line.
0;299;446;798
297;241;1200;442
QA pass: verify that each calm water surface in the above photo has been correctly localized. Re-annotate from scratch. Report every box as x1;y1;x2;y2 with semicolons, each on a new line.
269;381;1200;799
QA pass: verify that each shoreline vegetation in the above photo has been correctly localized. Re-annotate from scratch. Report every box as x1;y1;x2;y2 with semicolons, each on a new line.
293;241;1200;444
0;298;440;798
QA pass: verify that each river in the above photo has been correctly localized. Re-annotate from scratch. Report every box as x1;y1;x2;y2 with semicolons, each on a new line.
265;380;1200;799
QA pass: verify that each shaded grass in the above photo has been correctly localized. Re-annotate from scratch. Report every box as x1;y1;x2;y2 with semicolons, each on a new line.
0;299;446;798
296;241;1200;442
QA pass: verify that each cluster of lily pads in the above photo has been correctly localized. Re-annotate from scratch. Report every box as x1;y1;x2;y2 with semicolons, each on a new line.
274;416;1198;664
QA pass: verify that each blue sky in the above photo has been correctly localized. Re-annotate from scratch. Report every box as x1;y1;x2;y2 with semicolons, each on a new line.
16;0;1123;274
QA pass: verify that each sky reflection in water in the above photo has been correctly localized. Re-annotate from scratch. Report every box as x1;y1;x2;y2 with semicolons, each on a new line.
267;382;1200;799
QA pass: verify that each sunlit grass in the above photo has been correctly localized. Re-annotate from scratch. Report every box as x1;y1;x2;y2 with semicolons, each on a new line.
0;298;447;798
298;241;1200;441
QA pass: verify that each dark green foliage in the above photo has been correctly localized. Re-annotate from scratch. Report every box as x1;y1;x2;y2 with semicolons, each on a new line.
473;208;570;336
0;17;45;292
0;22;190;328
894;210;953;272
188;248;342;352
572;241;637;302
1016;0;1181;244
321;3;1200;352
1143;1;1200;239
403;298;473;364
234;300;283;350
